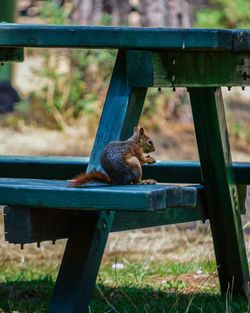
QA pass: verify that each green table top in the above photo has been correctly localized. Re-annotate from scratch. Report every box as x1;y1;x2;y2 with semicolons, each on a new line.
0;23;248;51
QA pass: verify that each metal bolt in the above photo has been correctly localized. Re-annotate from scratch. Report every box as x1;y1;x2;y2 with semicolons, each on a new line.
228;86;231;91
158;87;162;92
242;86;245;91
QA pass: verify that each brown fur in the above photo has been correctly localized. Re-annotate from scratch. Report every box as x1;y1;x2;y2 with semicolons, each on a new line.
70;170;113;187
70;126;156;187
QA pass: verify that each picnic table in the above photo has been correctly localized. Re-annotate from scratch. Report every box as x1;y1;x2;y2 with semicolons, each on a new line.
0;24;250;312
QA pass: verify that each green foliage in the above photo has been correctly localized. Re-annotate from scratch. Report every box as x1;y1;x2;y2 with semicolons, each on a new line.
195;0;250;28
29;47;115;130
14;0;190;131
21;0;115;130
38;0;70;25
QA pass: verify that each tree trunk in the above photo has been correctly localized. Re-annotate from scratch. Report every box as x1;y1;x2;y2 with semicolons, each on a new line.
139;0;192;27
72;0;103;25
72;0;192;27
72;0;129;26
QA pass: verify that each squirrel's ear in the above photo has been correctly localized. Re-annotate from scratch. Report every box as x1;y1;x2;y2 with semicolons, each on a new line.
139;127;144;137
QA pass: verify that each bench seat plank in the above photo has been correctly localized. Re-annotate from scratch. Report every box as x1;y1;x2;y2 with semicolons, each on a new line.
0;24;233;50
0;178;197;211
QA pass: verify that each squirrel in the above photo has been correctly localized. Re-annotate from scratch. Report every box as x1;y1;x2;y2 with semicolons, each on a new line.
70;126;157;186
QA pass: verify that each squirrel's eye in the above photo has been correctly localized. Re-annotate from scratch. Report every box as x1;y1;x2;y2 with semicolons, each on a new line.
147;139;153;145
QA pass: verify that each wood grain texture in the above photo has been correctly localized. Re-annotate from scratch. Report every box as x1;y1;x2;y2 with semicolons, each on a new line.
233;30;250;51
4;206;74;244
127;50;250;87
3;188;204;244
0;24;233;50
0;178;197;211
190;87;249;298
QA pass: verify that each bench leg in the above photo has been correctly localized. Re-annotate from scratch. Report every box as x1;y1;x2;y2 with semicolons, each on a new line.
189;87;250;298
48;211;113;313
49;50;147;312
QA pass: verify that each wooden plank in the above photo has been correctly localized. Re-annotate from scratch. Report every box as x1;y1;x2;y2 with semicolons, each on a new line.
113;186;205;231
4;206;74;244
0;156;88;179
3;190;205;245
49;210;113;313
1;156;250;185
189;87;249;298
233;30;250;51
49;50;147;313
1;178;187;211
127;50;250;87
0;157;247;214
0;24;233;50
0;47;24;62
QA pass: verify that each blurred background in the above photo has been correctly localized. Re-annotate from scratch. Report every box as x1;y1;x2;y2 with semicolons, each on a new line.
0;1;250;311
1;0;250;161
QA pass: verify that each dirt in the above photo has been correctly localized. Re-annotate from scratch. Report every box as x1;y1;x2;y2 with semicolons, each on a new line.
0;125;94;156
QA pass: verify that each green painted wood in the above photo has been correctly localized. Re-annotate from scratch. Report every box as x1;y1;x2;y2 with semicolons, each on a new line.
127;50;250;87
4;206;74;244
0;1;16;23
50;209;113;313
0;24;233;50
233;30;250;51
3;190;205;244
1;158;247;214
0;47;23;84
49;50;147;313
0;156;89;179
0;178;198;211
2;156;250;185
0;0;17;81
189;87;249;298
113;207;204;231
237;184;247;215
113;186;206;231
0;47;24;62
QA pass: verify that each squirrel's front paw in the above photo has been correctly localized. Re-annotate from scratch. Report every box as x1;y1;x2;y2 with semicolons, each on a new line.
139;179;157;185
146;156;156;164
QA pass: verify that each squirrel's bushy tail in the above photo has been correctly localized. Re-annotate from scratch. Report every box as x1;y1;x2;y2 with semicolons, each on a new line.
70;170;113;187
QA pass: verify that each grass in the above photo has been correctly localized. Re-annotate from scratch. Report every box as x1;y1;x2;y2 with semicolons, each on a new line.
0;260;248;313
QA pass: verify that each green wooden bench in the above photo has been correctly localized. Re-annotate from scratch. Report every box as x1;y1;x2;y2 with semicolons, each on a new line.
0;24;250;312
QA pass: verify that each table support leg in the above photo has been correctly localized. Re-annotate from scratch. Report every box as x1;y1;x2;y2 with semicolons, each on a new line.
48;211;113;313
189;87;249;298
